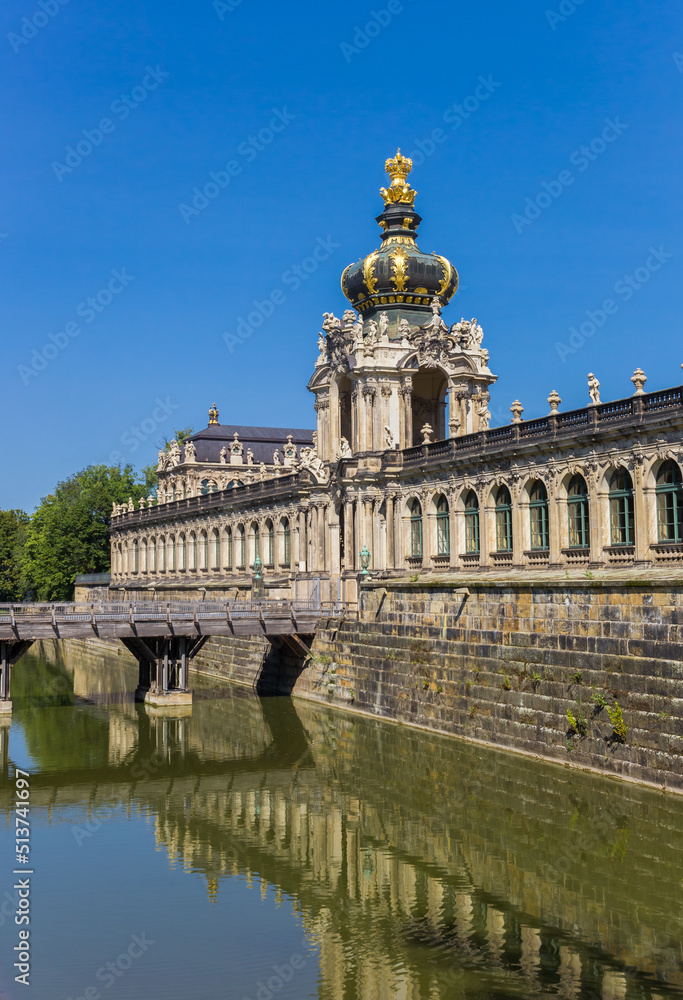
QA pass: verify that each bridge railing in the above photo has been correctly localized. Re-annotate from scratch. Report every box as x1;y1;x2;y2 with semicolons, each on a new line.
0;599;355;625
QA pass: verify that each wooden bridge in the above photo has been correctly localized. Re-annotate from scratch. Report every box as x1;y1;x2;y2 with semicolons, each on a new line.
0;599;353;713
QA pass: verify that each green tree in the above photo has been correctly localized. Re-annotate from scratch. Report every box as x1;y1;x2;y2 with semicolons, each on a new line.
22;465;148;601
0;509;29;601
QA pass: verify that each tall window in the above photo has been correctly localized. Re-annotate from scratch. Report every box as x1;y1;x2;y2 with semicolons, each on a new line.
189;533;197;570
495;486;513;552
265;520;274;566
199;531;208;569
529;481;549;550
237;526;246;569
159;537;166;572
225;528;233;570
567;475;589;548
132;539;139;572
656;460;683;542
282;517;291;567
409;499;423;558
251;522;260;565
211;529;220;569
464;491;480;554
435;495;450;556
609;469;634;546
149;538;156;572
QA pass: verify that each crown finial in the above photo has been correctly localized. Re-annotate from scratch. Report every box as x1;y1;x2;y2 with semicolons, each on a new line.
208;402;219;425
380;148;416;206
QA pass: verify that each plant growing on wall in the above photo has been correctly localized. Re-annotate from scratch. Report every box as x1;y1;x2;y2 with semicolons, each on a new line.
607;702;627;742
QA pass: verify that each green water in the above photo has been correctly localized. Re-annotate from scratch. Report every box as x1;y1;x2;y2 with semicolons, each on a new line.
0;643;682;1000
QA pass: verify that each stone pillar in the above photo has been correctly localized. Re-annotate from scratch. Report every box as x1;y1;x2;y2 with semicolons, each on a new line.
351;384;361;454
633;456;647;562
590;475;604;565
549;483;562;567
343;499;355;572
298;508;307;573
448;384;460;437
317;503;326;571
401;376;413;448
386;495;395;570
449;495;457;569
329;507;341;577
310;507;318;572
511;485;523;568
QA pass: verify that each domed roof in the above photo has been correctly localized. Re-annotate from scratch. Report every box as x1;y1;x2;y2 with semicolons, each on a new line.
341;150;459;320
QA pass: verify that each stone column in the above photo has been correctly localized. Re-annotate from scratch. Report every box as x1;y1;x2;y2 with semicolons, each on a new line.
448;384;460;437
343;499;355;571
298;508;307;573
549;481;562;567
590;474;604;565
329;507;341;577
633;456;647;562
386;495;395;570
351;384;361;454
511;484;523;568
309;507;318;572
401;376;413;448
449;495;457;569
317;503;326;571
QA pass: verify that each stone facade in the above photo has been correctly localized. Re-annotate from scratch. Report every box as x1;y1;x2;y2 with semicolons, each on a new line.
109;151;683;600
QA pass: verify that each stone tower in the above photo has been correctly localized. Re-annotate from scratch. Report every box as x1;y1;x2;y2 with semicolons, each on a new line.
308;150;497;462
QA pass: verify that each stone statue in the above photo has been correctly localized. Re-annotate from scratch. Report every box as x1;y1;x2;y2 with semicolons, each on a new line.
316;332;328;367
351;316;364;352
471;318;484;348
337;437;352;459
184;440;196;463
259;462;267;480
587;373;601;405
475;392;491;430
341;309;357;330
156;449;166;472
219;446;227;465
322;311;341;334
378;312;389;342
397;318;412;342
300;446;327;482
168;439;181;467
365;319;378;345
247;448;254;466
385;426;395;450
421;423;434;444
273;450;281;466
127;497;134;512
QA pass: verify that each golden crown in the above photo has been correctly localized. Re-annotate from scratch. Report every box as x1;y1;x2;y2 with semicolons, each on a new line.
380;148;416;206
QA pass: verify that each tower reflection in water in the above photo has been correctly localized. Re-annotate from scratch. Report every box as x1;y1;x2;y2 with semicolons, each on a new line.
5;642;683;1000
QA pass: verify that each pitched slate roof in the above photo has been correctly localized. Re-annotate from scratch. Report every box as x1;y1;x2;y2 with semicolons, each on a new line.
185;425;314;466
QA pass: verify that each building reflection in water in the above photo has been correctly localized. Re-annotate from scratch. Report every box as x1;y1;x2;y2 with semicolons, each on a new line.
4;642;683;1000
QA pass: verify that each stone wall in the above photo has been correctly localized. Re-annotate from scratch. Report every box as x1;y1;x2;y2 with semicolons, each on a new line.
187;577;683;792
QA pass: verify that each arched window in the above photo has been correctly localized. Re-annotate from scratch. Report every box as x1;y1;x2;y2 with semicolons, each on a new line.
435;495;450;556
251;521;260;566
158;536;166;572
201;479;218;495
567;475;589;548
188;533;197;570
237;526;246;569
211;529;220;569
609;469;634;546
179;534;186;570
464;491;480;554
656;461;683;542
495;486;513;552
132;539;139;573
265;519;274;566
529;481;549;550
149;538;156;572
281;517;291;567
409;499;423;558
168;536;175;571
199;531;208;570
224;527;233;570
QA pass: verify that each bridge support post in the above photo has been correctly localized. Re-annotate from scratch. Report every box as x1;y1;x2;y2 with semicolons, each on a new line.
0;640;34;718
121;636;207;712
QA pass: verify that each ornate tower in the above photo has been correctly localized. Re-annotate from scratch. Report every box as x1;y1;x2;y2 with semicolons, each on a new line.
308;151;497;460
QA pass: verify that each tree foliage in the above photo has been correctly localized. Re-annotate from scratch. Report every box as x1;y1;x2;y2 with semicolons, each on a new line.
21;465;148;601
0;509;29;601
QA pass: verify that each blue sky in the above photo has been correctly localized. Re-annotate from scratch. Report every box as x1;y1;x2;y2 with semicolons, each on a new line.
1;0;682;511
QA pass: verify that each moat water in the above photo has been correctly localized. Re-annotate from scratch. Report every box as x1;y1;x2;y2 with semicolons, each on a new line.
0;644;682;1000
